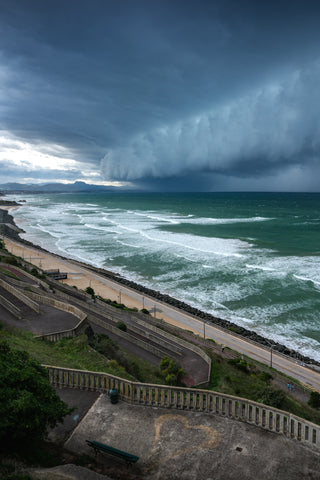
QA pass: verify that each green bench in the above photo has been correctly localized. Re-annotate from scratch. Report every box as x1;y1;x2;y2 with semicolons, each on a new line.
86;440;139;466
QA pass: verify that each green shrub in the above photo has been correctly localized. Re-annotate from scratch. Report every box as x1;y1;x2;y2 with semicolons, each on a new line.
259;371;273;383
160;356;185;386
140;308;150;315
88;333;118;357
4;256;19;266
308;391;320;409
30;267;40;277
0;341;73;448
228;358;249;373
85;286;95;296
255;386;286;409
116;321;127;332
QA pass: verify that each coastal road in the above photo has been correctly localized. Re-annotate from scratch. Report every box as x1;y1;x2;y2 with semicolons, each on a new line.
4;236;320;392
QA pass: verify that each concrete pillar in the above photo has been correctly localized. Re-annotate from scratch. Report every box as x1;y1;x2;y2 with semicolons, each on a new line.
58;369;63;387
241;402;248;421
160;388;166;406
186;391;191;409
272;412;277;431
279;414;284;434
154;387;159;405
232;400;236;418
248;405;252;422
172;389;177;407
255;407;260;426
215;396;220;414
199;393;204;411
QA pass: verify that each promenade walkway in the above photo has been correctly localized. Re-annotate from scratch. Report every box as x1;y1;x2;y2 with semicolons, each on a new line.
4;236;320;392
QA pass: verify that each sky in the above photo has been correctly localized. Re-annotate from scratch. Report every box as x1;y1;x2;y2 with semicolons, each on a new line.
1;0;320;191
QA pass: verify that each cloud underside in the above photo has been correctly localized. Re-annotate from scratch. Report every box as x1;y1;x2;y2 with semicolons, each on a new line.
101;63;320;190
1;1;320;190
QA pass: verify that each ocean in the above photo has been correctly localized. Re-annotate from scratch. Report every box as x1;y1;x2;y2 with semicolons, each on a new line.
4;191;320;361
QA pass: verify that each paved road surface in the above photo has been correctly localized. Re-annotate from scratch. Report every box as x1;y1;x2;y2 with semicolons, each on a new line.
5;236;320;392
63;263;320;391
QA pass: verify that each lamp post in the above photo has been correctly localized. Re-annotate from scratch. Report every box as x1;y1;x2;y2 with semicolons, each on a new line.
265;340;273;368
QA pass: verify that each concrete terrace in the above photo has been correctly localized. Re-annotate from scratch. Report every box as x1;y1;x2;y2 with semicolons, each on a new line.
43;389;320;480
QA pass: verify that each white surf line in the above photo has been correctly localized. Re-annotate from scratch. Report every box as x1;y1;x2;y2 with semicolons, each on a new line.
4;235;320;391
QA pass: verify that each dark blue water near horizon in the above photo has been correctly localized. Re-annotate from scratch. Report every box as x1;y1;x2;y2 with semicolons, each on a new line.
6;191;320;361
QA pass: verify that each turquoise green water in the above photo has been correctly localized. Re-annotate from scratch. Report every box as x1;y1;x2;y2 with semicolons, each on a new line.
7;192;320;360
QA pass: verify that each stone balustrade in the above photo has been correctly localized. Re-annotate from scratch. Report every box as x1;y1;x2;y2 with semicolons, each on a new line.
45;365;320;450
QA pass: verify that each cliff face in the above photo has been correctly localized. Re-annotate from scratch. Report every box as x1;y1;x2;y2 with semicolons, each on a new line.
0;208;24;240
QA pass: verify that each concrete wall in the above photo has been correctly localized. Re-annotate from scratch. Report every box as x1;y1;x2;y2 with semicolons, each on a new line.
87;314;172;359
0;263;48;289
36;318;89;342
131;314;212;381
46;365;320;451
0;292;21;318
26;291;86;322
0;277;40;313
41;282;211;382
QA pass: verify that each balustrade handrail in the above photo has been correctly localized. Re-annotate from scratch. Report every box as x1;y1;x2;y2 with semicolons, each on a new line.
45;364;320;450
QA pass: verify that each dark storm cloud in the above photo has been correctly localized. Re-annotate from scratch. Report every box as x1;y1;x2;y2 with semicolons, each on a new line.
1;0;320;189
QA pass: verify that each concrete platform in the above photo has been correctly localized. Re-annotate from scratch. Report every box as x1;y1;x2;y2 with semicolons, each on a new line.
65;394;320;480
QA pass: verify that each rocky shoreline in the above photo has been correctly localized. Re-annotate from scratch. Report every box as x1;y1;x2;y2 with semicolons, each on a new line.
1;205;319;367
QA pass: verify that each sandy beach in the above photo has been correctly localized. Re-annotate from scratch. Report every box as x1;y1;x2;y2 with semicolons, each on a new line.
3;236;142;309
2;233;192;333
3;208;320;389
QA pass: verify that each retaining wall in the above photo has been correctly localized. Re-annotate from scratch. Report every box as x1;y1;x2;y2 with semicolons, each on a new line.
35;318;89;342
26;291;86;322
46;365;320;451
0;263;48;289
42;283;211;382
0;292;21;318
131;313;212;380
87;314;172;359
0;277;40;313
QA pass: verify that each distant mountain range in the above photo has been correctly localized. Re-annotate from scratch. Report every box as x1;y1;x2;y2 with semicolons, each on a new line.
0;181;121;194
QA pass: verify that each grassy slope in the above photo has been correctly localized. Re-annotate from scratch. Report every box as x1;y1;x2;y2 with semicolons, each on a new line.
1;243;320;425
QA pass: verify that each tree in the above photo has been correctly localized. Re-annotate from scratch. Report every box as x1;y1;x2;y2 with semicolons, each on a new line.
85;286;95;297
0;342;72;448
116;321;127;332
160;356;185;386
